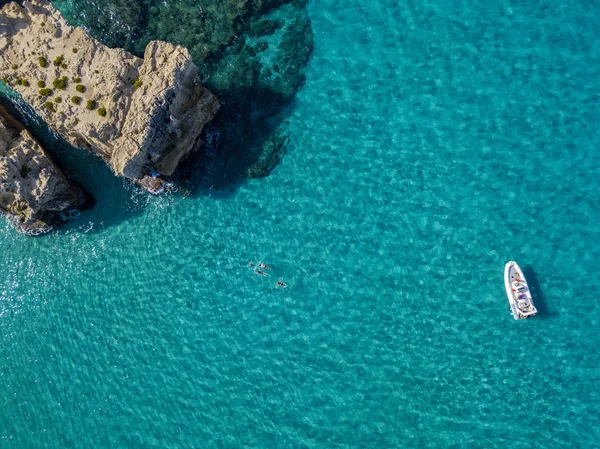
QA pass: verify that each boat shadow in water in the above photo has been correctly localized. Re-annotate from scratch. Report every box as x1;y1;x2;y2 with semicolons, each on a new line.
523;265;557;319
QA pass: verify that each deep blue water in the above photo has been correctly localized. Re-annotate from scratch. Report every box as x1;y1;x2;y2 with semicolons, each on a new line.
1;0;600;447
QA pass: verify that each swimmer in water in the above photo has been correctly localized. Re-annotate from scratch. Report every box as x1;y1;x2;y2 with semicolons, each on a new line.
276;278;288;288
258;262;271;270
255;269;268;277
248;261;255;267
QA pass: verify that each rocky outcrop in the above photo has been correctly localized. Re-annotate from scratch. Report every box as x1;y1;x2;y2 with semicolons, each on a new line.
0;105;86;234
0;0;220;188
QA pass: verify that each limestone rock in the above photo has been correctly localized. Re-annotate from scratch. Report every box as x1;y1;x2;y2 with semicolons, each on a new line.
0;105;86;234
0;0;220;182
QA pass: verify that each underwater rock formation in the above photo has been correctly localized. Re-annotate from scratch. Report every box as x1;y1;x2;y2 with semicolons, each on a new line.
0;104;85;234
54;0;146;51
0;0;220;187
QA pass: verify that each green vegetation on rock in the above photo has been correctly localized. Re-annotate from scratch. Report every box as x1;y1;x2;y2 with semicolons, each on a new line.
132;78;142;89
37;80;46;88
86;100;96;110
60;63;68;69
72;48;78;53
72;77;81;83
43;101;55;113
54;97;62;103
53;76;68;90
97;107;107;117
75;84;86;93
39;88;53;96
53;55;64;67
11;64;18;70
71;96;82;105
38;57;48;68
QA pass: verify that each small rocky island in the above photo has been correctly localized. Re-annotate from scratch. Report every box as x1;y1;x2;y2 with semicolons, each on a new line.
0;103;86;233
0;0;220;233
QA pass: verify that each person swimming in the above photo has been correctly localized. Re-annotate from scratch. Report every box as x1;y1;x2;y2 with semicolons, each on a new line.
255;269;268;277
258;262;271;270
276;278;288;288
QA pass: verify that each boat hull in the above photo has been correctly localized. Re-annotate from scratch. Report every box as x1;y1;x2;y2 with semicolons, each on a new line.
504;261;537;320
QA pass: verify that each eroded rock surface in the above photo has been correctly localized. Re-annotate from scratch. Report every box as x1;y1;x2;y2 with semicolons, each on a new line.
0;105;85;234
0;0;220;182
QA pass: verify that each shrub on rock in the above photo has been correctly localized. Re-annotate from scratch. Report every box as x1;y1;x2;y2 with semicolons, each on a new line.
53;76;68;90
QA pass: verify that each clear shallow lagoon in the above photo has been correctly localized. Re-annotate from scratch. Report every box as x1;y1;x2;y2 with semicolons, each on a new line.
1;0;600;447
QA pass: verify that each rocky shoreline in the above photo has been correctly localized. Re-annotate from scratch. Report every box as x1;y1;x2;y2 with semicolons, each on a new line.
0;103;86;234
0;0;221;233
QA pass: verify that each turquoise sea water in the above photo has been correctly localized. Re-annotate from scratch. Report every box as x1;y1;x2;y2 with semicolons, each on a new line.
2;0;600;447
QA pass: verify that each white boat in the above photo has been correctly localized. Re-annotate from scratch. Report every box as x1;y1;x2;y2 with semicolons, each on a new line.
504;261;537;320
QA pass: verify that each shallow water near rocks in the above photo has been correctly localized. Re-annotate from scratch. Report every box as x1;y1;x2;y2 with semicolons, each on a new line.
1;0;600;447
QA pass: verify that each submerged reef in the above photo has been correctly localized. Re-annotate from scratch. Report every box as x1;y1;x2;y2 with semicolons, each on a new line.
0;0;220;186
0;102;86;234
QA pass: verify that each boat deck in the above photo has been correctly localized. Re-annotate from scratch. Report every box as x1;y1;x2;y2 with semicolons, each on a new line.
504;262;537;319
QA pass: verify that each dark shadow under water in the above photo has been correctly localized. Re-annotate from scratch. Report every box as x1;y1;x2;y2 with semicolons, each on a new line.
523;265;557;319
173;86;295;198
